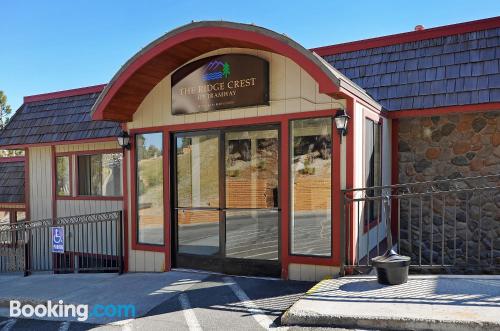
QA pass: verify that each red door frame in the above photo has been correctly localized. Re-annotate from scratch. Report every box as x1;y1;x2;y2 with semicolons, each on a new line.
128;108;343;278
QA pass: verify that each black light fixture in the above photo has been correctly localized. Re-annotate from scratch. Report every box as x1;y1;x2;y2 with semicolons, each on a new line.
117;131;131;150
334;108;350;142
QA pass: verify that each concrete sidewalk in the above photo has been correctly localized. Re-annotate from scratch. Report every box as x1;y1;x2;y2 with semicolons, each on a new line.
0;271;209;324
282;275;500;331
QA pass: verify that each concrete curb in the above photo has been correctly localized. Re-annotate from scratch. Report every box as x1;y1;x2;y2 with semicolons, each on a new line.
281;309;500;331
281;275;500;331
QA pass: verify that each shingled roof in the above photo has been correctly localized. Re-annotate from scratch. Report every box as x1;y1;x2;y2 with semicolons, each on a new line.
0;161;24;203
319;23;500;111
0;90;121;147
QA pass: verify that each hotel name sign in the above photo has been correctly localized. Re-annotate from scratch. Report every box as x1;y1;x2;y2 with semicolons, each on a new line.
171;54;269;115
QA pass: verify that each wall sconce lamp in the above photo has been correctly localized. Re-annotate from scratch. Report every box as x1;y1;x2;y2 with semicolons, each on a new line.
334;108;350;143
117;131;131;150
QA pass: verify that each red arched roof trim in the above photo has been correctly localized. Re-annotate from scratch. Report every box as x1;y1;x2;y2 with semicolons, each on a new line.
91;21;342;121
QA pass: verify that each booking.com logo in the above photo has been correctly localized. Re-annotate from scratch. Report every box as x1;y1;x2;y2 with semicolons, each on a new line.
10;300;136;322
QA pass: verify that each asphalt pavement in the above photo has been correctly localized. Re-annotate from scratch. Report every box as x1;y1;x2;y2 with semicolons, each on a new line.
0;271;365;331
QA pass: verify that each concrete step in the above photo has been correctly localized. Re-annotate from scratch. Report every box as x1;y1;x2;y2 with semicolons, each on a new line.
281;275;500;331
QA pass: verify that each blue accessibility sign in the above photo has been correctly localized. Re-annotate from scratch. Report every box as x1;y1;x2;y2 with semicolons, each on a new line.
51;227;64;253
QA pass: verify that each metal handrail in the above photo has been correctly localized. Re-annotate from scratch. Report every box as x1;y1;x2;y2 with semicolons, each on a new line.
0;211;124;276
340;174;500;276
342;174;499;193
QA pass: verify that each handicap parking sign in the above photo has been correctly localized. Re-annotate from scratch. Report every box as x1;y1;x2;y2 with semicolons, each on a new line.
51;227;64;253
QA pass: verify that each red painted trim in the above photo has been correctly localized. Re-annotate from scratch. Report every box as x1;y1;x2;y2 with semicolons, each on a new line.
312;16;500;56
129;108;344;271
163;131;171;271
391;119;400;239
51;146;57;220
345;98;355;265
280;119;289;278
0;157;24;163
1;137;118;150
93;26;340;121
122;147;129;271
129;109;338;135
24;148;30;221
24;84;106;104
331;110;342;266
120;122;129;272
130;130;168;253
387;102;500;119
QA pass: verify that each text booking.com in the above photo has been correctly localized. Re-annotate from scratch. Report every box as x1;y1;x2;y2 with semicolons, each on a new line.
10;300;136;322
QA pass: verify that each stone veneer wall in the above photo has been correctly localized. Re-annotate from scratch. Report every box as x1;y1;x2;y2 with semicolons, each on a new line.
398;111;500;181
397;111;500;270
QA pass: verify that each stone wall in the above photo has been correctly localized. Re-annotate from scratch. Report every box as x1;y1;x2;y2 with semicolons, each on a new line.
398;111;500;182
397;111;500;271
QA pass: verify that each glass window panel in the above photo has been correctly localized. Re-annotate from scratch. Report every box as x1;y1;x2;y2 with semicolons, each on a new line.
78;156;92;196
365;119;382;226
56;156;70;196
101;153;123;196
176;135;219;208
225;129;279;209
290;118;332;256
226;210;279;260
177;210;219;255
77;154;122;196
136;133;164;245
0;211;10;225
16;211;26;222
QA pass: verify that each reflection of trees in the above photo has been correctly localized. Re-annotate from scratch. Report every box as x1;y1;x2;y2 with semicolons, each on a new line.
56;157;69;195
102;154;123;196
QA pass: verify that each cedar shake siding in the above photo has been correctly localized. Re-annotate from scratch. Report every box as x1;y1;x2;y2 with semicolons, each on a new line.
322;27;500;111
0;92;121;147
0;161;24;203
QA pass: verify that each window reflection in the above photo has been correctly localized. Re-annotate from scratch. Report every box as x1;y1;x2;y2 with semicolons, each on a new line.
226;210;278;260
290;118;332;256
136;133;164;245
365;119;382;229
78;153;122;196
176;135;219;208
56;156;70;196
178;210;219;255
225;130;279;209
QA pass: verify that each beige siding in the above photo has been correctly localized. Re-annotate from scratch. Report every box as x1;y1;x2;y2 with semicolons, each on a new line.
55;141;120;153
128;48;346;130
125;48;348;272
288;263;340;281
56;200;122;218
0;204;24;209
29;146;53;221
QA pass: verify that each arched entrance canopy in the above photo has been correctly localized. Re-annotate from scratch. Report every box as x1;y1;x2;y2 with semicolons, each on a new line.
91;21;346;122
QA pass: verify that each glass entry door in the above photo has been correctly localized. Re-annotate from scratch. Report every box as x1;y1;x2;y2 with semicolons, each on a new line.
173;126;280;277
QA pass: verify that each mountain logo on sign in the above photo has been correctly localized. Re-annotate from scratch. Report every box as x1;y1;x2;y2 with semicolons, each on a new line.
204;60;230;81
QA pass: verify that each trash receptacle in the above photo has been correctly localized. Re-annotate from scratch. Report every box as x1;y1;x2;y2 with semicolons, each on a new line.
371;250;411;285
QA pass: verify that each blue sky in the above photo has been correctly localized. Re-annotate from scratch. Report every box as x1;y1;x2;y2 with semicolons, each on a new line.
1;0;499;110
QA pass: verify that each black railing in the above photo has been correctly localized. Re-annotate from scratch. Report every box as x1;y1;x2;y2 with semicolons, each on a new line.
0;211;123;275
341;174;500;275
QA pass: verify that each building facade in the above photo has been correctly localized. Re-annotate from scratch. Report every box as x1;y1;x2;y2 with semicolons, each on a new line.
0;17;499;280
